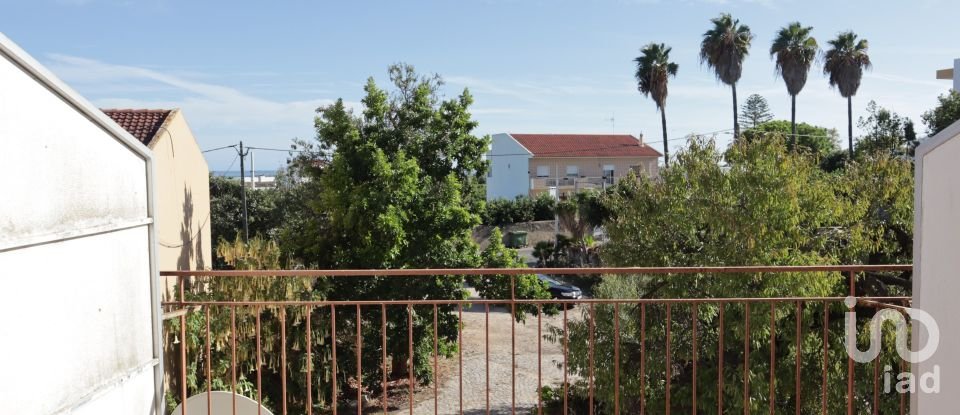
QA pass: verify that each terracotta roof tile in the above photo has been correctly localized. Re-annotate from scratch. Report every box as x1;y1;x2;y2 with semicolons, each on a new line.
509;133;662;157
102;109;173;145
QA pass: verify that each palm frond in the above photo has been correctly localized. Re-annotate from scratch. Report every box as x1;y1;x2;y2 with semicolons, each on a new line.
823;31;871;98
634;42;678;110
770;22;818;96
699;13;753;85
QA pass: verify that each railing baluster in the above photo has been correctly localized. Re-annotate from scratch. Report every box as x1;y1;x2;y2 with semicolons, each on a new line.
589;302;596;415
382;304;387;415
486;303;491;415
459;303;464;415
280;308;287;415
180;287;188;415
900;351;906;415
433;304;439;415
665;302;671;415
719;302;724;414
614;302;621;415
563;303;568;415
640;303;646;415
331;304;337;415
692;302;698;415
408;304;414;415
232;305;237;415
848;271;856;415
511;275;516;415
537;303;543;415
743;302;750;415
822;302;829;415
770;302;776;415
873;349;879;415
206;306;212;415
256;306;263;415
306;305;312;415
795;301;801;415
357;304;362;415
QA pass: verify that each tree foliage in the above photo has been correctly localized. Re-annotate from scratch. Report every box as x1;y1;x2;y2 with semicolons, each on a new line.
738;94;774;129
740;119;839;159
287;63;491;385
921;89;960;136
856;101;919;158
556;135;913;413
167;235;321;413
468;228;554;320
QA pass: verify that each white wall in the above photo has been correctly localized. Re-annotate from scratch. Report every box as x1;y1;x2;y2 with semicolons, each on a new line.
913;120;960;413
486;133;531;200
953;58;960;91
0;35;160;415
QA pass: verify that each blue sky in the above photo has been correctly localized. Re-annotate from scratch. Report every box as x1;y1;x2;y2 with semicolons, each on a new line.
2;0;955;170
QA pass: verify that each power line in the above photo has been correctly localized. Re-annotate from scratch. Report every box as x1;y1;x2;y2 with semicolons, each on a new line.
218;153;239;175
202;144;238;153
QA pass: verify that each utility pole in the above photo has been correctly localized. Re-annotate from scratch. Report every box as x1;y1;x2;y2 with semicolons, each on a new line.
238;141;250;242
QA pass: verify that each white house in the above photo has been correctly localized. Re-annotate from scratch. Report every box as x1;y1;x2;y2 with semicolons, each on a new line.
912;118;960;413
486;133;662;200
0;34;162;414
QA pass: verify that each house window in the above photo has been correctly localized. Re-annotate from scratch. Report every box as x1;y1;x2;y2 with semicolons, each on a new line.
629;165;644;176
603;164;615;183
566;165;579;177
536;165;550;177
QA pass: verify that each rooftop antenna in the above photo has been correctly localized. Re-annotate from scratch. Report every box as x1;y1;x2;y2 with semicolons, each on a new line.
607;112;615;133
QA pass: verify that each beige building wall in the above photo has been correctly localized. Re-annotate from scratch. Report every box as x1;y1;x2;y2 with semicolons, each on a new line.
150;109;212;273
529;156;659;180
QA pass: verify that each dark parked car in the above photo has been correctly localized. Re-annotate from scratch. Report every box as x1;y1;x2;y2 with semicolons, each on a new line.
538;274;582;300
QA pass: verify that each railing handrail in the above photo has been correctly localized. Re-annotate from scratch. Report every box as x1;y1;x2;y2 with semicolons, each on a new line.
160;264;912;277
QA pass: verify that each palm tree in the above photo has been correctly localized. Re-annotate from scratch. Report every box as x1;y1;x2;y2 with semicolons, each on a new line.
770;22;818;138
634;43;679;166
823;31;871;158
700;13;753;138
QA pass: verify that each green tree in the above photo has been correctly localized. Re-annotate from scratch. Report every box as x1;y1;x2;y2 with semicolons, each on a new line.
555;191;605;267
468;228;553;320
856;101;918;158
738;93;774;129
740;119;839;159
701;13;753;138
556;135;912;413
290;64;490;384
921;89;960;136
634;43;679;166
209;175;281;245
770;22;819;136
824;31;872;158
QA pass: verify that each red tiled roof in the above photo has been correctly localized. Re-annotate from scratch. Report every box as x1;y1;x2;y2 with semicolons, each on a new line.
102;109;173;145
509;133;662;157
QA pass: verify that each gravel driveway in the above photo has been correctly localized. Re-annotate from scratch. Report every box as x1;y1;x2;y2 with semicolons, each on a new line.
390;298;583;414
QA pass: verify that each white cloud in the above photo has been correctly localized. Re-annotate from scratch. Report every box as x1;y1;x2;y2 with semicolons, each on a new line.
44;54;358;170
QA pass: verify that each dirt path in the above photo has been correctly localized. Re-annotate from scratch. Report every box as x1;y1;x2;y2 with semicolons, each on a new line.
389;300;583;414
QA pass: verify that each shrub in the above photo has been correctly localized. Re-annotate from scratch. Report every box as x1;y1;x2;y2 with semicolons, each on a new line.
482;194;556;226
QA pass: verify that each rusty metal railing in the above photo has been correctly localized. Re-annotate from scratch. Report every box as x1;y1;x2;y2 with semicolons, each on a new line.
161;265;913;415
